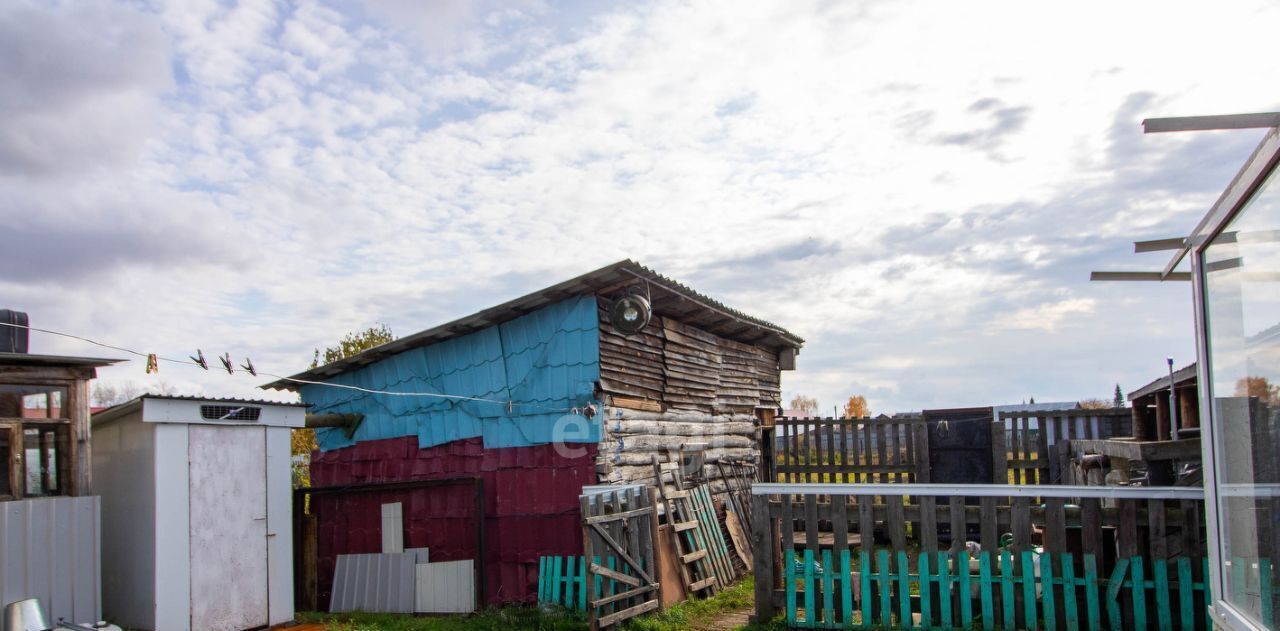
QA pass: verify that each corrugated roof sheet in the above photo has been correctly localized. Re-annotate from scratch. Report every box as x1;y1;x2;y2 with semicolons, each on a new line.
304;295;600;451
263;259;802;391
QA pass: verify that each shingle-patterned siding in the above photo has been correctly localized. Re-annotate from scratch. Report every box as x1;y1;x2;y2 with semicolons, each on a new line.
304;296;601;451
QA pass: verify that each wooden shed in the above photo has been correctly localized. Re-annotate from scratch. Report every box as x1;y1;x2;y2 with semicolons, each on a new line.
266;259;803;606
0;328;121;624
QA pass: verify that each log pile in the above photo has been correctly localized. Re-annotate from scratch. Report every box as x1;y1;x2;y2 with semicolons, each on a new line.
596;407;759;488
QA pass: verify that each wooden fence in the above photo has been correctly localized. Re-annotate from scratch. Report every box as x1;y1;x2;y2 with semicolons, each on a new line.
767;409;1133;486
751;484;1209;630
1000;409;1132;485
579;486;662;629
772;416;926;484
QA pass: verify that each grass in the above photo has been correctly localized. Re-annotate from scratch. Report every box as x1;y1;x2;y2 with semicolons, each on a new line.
619;576;754;631
297;607;587;631
298;577;782;631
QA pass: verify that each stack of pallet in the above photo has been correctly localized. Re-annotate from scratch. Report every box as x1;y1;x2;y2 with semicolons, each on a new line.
651;459;740;597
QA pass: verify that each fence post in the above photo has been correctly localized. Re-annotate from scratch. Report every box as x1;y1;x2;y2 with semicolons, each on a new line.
991;419;1008;484
914;423;931;483
752;492;776;624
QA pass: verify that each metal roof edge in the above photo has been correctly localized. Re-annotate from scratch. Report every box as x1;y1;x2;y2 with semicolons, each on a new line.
1128;362;1198;401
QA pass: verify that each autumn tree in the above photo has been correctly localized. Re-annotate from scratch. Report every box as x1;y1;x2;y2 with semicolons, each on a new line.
1078;398;1110;409
294;324;397;487
1235;376;1279;405
789;394;819;416
843;395;870;418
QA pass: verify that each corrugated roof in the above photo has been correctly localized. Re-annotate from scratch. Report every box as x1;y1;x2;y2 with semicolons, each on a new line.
263;259;802;391
0;352;124;368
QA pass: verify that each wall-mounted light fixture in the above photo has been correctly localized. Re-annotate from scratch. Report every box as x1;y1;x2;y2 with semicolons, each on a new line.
609;286;651;335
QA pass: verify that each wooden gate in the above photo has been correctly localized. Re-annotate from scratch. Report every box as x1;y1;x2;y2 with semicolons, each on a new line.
580;486;661;630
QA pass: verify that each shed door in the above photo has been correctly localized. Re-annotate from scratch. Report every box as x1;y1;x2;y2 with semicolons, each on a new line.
189;426;268;631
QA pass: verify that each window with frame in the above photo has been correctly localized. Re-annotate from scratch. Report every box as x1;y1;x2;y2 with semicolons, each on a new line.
0;383;73;499
1202;159;1280;626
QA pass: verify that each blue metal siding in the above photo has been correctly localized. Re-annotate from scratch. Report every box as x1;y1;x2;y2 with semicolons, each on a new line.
304;295;601;451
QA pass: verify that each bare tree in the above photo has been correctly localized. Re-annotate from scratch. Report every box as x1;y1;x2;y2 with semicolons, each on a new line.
91;380;179;407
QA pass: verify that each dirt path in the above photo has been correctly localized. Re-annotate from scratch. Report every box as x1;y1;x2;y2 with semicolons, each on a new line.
698;608;751;630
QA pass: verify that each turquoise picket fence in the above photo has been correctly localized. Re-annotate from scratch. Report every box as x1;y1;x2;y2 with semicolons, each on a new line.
537;555;651;613
783;548;1212;630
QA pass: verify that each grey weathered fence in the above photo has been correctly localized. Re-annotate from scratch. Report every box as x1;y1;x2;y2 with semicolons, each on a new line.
768;409;1134;486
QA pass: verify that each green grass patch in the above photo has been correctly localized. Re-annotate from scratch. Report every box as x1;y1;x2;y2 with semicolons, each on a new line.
619;576;754;631
298;577;770;631
297;606;587;631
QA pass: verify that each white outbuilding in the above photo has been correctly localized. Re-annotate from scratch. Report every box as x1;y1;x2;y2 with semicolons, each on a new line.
91;395;305;631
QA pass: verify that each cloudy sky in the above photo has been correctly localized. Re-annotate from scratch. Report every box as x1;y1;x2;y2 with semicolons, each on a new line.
4;0;1279;413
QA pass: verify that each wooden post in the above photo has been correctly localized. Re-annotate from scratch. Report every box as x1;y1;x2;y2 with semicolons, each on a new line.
751;493;775;624
69;376;91;495
648;486;663;612
1154;393;1171;441
991;420;1008;485
581;494;597;630
914;423;931;483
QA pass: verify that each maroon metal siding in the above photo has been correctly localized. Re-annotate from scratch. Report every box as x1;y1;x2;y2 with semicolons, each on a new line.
310;436;595;607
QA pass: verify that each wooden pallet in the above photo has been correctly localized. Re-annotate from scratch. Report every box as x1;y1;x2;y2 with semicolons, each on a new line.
651;457;719;596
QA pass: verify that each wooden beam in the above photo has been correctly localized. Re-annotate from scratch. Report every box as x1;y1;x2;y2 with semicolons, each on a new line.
1090;271;1192;282
1134;237;1186;253
1143;112;1280;133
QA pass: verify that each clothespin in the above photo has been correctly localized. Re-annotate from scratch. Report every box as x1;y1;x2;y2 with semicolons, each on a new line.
507;400;513;414
190;349;208;370
145;354;159;374
219;353;234;374
240;357;257;377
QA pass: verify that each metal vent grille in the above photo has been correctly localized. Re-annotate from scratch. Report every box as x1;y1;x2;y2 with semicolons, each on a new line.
200;405;261;421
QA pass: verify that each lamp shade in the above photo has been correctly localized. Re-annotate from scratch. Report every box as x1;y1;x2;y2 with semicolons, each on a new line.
608;293;651;335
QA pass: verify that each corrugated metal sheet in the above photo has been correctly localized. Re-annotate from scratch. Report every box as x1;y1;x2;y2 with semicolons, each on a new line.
303;295;600;451
415;561;475;613
329;553;417;613
311;435;595;606
0;496;101;624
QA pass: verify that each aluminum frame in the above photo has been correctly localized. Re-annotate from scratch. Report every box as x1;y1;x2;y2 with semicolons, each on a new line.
1188;125;1280;631
751;482;1205;500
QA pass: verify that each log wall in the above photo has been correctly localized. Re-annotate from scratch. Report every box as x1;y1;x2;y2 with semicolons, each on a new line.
597;307;783;414
596;407;758;489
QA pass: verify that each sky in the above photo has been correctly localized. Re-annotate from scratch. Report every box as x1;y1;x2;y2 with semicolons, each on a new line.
3;0;1279;414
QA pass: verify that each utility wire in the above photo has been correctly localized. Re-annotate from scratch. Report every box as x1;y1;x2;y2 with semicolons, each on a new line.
0;321;588;414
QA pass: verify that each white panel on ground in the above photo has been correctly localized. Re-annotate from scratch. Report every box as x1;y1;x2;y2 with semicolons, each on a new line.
381;502;404;553
414;560;476;613
189;426;268;631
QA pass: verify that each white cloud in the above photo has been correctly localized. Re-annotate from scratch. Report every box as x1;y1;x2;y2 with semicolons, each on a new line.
4;0;1277;410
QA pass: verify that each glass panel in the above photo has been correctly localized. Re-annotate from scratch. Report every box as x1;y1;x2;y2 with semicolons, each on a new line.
22;425;68;497
0;427;10;497
1203;162;1280;625
0;384;70;419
